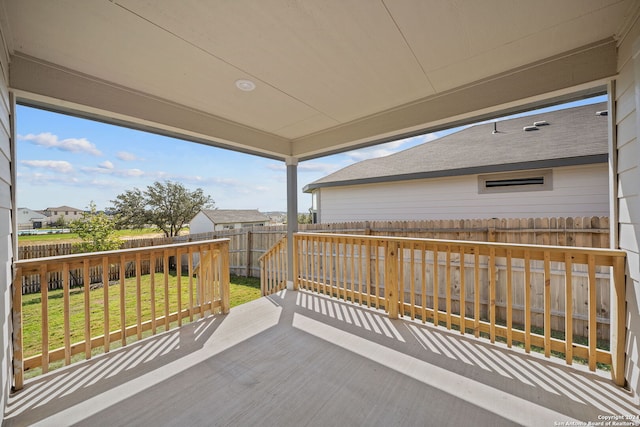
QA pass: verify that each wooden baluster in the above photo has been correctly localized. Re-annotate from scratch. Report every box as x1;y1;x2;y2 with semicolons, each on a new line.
421;245;426;324
358;239;364;305
150;254;157;332
565;253;573;365
459;247;465;335
350;238;356;303
188;248;194;322
398;241;405;317
63;262;71;365
310;236;316;292
120;255;126;346
588;254;597;371
524;250;531;353
489;247;496;343
40;264;49;372
433;245;439;327
544;250;551;358
342;238;348;300
177;250;183;326
136;253;142;340
409;243;415;320
164;249;170;331
324;239;330;297
84;259;91;359
103;257;110;352
474;247;480;338
366;240;372;307
375;241;380;308
328;239;334;297
446;247;452;330
292;238;298;291
506;249;512;347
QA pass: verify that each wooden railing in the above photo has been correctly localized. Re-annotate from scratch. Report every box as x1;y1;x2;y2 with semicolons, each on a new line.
259;237;287;296
11;239;230;390
293;233;627;386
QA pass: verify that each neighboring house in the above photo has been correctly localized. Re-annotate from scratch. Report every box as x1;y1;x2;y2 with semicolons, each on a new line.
43;206;85;225
190;209;270;233
16;208;48;230
304;103;609;223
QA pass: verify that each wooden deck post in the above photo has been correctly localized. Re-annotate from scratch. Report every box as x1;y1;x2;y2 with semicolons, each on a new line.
220;241;231;314
12;267;23;391
611;256;626;386
385;241;399;319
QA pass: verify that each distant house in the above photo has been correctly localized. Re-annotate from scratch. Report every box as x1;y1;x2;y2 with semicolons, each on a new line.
16;208;48;230
43;206;85;225
189;209;270;233
304;103;609;223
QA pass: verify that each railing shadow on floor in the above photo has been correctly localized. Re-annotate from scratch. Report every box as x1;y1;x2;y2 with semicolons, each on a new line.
292;290;639;420
5;314;223;421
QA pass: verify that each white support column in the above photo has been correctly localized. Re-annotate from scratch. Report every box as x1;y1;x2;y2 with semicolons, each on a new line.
286;157;298;290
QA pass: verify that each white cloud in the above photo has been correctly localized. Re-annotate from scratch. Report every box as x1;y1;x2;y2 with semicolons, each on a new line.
99;160;114;169
118;168;144;177
266;163;286;171
116;151;141;161
21;159;74;173
19;132;102;156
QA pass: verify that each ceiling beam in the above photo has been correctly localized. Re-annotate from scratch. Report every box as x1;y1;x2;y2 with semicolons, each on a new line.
9;53;291;160
292;39;617;160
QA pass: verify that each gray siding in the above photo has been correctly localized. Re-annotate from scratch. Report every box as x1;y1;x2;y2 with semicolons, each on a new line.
318;164;608;223
616;19;640;398
0;18;12;423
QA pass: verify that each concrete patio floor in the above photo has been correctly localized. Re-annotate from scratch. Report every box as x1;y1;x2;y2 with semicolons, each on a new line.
3;289;638;426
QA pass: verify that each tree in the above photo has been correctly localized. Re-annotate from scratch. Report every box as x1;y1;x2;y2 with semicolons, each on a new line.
70;202;121;253
297;212;312;224
54;215;67;228
111;188;148;229
111;180;213;237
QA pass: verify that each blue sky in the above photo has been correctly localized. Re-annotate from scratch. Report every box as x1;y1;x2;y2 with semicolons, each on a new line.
16;95;605;213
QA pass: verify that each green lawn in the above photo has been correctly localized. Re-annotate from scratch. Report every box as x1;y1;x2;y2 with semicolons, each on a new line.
18;228;173;245
22;274;261;359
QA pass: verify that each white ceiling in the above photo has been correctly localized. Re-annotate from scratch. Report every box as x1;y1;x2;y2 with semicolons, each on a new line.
0;0;635;160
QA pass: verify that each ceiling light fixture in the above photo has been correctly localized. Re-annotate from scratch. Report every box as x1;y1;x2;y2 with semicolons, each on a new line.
235;79;256;92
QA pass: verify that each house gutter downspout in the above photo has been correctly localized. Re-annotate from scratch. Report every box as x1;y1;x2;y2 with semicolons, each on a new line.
286;157;298;290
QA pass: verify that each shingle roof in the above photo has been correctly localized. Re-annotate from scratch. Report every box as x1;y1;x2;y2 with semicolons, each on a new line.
304;102;608;192
44;206;84;212
200;209;270;224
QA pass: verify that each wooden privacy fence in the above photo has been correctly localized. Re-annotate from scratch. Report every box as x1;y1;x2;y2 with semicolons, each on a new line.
11;239;230;390
292;233;626;386
18;217;610;291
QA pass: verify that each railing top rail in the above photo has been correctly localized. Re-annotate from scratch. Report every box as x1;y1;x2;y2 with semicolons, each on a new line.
15;238;231;267
294;232;627;258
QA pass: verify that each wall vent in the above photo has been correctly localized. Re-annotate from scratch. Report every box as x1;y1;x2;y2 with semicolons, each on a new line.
533;120;549;126
523;125;538;131
596;110;608;116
